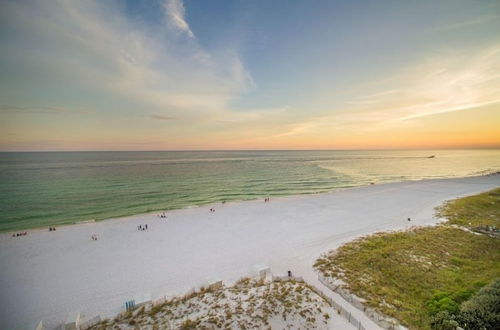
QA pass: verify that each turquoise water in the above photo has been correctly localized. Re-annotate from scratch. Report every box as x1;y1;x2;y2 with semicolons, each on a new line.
0;149;499;232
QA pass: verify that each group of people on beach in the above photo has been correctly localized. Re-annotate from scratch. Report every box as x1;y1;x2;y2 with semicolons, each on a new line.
14;195;279;241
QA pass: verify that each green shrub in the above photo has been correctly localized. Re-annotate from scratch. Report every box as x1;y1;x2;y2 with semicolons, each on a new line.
451;289;474;304
429;311;459;330
427;293;460;316
457;279;500;329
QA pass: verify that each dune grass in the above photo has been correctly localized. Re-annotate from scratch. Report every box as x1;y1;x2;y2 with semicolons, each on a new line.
90;278;333;330
315;188;500;329
436;187;500;227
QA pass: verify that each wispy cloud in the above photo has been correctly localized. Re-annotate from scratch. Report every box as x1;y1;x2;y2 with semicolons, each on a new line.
151;114;177;121
270;120;321;138
255;45;500;141
430;14;500;32
346;46;500;123
163;0;195;38
1;105;65;114
347;89;400;105
0;105;89;115
0;0;254;120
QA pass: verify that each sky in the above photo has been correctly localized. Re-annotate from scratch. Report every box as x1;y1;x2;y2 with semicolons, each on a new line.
0;0;499;151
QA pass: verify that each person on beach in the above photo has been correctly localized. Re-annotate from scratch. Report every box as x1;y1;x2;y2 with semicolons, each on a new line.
145;224;148;230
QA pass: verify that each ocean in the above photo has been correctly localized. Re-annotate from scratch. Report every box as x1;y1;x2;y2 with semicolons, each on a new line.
0;149;499;232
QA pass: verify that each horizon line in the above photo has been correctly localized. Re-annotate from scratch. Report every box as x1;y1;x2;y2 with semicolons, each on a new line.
1;146;499;153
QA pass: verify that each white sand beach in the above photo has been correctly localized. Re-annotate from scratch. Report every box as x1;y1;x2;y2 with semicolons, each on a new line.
1;175;499;329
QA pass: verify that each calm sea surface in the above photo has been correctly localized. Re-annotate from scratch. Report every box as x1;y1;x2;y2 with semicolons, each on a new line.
0;150;499;231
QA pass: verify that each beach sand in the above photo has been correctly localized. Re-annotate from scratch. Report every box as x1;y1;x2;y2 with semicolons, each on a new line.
1;175;499;329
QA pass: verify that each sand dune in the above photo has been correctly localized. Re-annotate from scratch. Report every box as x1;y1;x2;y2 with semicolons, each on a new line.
1;174;499;329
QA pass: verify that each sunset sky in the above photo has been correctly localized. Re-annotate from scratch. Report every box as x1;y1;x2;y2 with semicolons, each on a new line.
0;0;499;151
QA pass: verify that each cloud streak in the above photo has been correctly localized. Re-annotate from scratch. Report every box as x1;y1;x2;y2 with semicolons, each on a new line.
429;14;500;33
0;105;92;115
0;105;67;114
345;46;500;123
151;114;177;121
163;0;195;38
0;0;254;120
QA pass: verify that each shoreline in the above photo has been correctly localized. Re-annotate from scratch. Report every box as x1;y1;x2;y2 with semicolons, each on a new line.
1;174;499;329
2;171;499;235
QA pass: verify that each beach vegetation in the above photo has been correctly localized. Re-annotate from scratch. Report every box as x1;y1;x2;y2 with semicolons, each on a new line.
429;311;459;330
315;188;500;329
179;319;197;329
429;279;500;329
88;277;333;329
436;187;500;228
